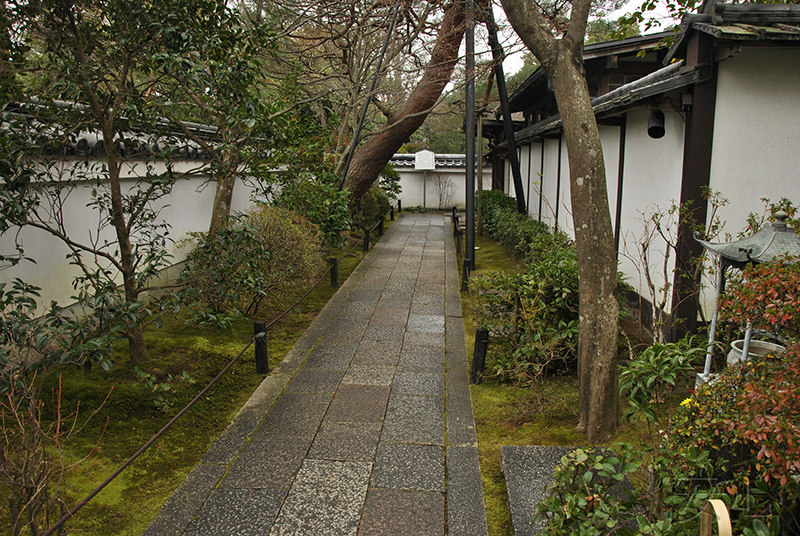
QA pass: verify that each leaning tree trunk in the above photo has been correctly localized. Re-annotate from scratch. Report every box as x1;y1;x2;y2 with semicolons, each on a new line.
500;0;619;443
343;1;466;201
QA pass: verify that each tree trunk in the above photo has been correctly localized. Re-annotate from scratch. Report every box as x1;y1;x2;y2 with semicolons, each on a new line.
549;58;619;442
127;323;149;364
500;0;619;443
343;1;466;202
108;156;150;364
208;149;238;231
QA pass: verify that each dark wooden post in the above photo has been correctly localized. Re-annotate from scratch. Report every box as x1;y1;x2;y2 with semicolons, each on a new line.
330;256;339;288
471;328;489;384
254;321;269;374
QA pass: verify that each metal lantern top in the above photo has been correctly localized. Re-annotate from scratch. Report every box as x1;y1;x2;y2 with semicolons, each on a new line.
695;211;800;267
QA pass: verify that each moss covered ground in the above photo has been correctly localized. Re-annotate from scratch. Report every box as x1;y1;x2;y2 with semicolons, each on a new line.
0;239;369;536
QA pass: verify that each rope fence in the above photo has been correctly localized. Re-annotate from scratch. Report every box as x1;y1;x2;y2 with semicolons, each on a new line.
41;205;398;536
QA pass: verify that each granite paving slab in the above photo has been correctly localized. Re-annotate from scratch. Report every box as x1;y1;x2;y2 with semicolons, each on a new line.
392;371;445;396
269;459;372;536
286;369;344;393
398;344;446;373
323;384;391;423
351;339;402;366
358;488;445;536
382;394;445;445
184;488;287;536
302;342;358;370
371;443;445;492
501;445;578;536
308;421;382;462
447;447;489;536
341;365;396;385
143;213;487;536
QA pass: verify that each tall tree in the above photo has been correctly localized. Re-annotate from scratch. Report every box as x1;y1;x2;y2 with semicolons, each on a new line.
152;5;279;231
1;0;283;362
343;0;466;201
239;0;468;204
499;0;620;442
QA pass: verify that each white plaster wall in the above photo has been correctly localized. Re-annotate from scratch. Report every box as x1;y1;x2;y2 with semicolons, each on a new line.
0;160;260;309
556;140;573;233
616;108;686;309
397;170;426;207
699;48;800;316
600;125;622;227
708;48;800;235
522;143;544;218
539;138;562;228
396;167;492;209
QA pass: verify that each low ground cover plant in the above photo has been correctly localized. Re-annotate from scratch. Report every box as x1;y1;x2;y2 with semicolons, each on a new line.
536;242;800;534
0;236;367;535
1;280;116;535
473;191;581;383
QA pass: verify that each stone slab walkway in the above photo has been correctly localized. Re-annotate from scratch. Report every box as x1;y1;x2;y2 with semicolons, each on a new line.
143;213;488;536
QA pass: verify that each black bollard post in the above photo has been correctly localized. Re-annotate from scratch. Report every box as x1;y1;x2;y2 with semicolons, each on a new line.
378;217;384;236
397;199;402;213
471;328;489;384
456;229;463;256
461;258;470;292
254;321;269;374
453;214;460;237
391;206;395;221
363;228;370;252
330;256;339;288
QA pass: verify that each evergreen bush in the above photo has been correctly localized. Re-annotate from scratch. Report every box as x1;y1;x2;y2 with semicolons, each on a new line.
178;205;325;326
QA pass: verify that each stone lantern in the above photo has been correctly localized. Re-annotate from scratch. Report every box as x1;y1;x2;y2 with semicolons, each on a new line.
695;211;800;385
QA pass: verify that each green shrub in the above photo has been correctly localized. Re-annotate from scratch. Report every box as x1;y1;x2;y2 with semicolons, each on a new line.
481;189;518;236
133;366;195;413
537;343;800;535
665;347;800;532
352;186;391;232
379;163;402;201
272;172;351;246
618;337;704;426
718;256;800;342
472;271;579;384
178;205;325;326
1;279;116;534
473;192;581;383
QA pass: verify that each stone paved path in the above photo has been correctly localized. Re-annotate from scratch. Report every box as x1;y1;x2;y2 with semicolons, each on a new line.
144;213;488;536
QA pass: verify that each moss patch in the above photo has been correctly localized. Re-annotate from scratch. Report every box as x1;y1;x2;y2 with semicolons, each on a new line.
1;238;371;536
